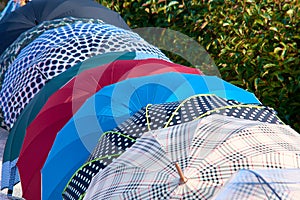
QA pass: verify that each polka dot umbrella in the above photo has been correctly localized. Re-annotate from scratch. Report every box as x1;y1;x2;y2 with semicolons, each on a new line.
41;72;260;200
63;94;282;200
0;17;105;79
83;114;300;199
17;59;202;200
0;22;168;127
0;0;130;55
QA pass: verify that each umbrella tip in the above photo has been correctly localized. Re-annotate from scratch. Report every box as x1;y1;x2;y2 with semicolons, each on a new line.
175;162;188;184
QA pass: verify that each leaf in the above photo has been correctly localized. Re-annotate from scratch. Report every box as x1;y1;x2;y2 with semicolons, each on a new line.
263;63;276;69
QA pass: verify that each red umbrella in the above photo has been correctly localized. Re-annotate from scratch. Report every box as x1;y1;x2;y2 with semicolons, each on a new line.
17;58;202;199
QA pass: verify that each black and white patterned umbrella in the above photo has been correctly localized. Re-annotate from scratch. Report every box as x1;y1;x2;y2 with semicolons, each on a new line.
0;22;168;126
83;114;300;199
63;94;283;200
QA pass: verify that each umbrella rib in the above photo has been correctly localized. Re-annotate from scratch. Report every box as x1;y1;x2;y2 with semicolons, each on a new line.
193;104;284;123
145;104;152;131
34;65;48;80
164;94;217;128
248;170;282;200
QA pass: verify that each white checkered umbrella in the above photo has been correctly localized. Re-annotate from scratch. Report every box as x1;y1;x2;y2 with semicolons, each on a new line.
84;114;300;199
213;169;300;199
63;94;283;200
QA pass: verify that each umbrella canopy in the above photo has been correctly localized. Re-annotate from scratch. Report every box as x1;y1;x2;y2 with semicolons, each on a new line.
84;114;300;199
63;94;282;200
0;22;168;126
0;0;130;55
213;169;300;199
0;0;20;21
41;72;260;200
17;59;202;200
0;17;104;78
1;51;144;191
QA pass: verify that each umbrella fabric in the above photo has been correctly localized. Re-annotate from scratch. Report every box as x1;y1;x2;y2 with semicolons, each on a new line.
0;17;105;79
84;114;300;199
0;22;168;127
41;73;260;200
0;0;20;21
0;0;130;55
63;94;282;200
213;169;300;199
17;59;202;200
0;52;143;191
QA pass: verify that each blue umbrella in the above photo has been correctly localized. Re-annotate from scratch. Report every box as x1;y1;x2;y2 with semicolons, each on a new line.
0;51;159;192
0;22;168;127
41;72;260;200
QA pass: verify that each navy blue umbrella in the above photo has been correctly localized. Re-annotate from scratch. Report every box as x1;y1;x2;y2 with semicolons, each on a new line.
0;0;130;55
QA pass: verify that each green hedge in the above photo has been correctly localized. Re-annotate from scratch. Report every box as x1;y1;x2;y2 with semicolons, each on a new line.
98;0;300;132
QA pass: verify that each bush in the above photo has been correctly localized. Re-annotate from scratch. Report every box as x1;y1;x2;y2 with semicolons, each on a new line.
98;0;300;132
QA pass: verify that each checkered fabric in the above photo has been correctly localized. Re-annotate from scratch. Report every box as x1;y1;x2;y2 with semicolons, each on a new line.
0;22;169;127
63;95;284;200
84;114;300;199
213;169;300;199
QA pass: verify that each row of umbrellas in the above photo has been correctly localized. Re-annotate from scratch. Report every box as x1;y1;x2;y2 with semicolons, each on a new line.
1;0;300;200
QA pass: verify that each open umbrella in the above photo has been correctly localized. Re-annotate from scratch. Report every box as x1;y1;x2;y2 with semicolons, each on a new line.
0;0;130;55
213;169;300;199
63;94;282;200
41;72;260;200
84;114;300;199
0;17;105;78
0;0;20;21
1;22;168;126
17;59;202;200
1;51;143;192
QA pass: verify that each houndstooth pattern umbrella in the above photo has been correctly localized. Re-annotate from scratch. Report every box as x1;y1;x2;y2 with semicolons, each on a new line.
83;114;300;199
63;94;283;200
0;22;168;127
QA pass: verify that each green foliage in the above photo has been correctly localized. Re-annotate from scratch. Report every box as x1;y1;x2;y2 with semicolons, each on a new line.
97;0;300;132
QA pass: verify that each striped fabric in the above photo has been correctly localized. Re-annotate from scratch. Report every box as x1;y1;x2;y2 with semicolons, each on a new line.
84;114;300;199
63;95;283;200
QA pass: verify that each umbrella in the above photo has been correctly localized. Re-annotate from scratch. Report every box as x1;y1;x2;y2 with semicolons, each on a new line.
0;0;20;21
63;94;283;200
0;17;105;78
1;22;168;126
0;0;130;55
41;72;260;200
213;169;300;199
84;114;300;199
0;51;143;191
17;59;202;200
